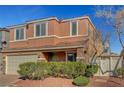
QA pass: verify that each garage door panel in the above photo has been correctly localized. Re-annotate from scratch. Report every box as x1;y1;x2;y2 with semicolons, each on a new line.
6;55;38;75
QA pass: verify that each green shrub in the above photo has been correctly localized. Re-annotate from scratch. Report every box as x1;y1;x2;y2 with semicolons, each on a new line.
17;62;36;79
51;62;86;78
70;62;86;78
31;62;49;80
73;76;89;86
17;62;87;79
116;68;124;77
85;64;99;77
48;62;62;77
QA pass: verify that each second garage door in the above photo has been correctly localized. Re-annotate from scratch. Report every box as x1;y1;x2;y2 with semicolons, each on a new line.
6;55;38;75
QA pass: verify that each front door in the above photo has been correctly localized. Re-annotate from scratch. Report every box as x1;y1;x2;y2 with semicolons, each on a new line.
67;53;76;62
48;52;58;62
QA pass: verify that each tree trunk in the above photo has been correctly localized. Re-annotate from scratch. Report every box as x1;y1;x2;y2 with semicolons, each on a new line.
122;56;124;79
90;52;97;64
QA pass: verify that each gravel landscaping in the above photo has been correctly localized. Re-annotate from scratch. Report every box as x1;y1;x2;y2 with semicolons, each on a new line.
14;76;124;87
88;76;124;87
15;77;75;87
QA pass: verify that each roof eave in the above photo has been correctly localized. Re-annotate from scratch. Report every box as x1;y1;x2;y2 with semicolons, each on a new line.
7;24;26;29
26;17;59;24
7;17;59;29
62;16;96;30
2;45;84;53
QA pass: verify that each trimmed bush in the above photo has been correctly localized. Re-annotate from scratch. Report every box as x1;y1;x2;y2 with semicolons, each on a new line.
17;62;36;79
17;62;87;79
59;62;86;78
31;62;49;80
73;76;89;86
85;64;99;77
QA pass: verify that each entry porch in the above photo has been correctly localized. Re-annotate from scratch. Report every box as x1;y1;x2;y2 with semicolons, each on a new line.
43;50;77;62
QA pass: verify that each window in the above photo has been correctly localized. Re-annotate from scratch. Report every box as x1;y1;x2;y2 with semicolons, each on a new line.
70;21;78;36
67;53;76;62
15;28;25;40
35;23;47;37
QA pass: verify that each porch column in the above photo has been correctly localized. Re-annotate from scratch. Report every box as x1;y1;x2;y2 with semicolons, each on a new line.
65;51;68;62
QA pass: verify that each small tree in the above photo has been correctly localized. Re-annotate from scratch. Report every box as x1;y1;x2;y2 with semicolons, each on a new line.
89;30;104;64
95;6;124;77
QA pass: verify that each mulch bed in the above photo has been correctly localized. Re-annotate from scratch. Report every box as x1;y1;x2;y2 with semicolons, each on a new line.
14;76;124;87
88;76;124;87
14;77;75;87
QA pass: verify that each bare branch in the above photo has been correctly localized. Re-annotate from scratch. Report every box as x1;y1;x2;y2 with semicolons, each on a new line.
95;6;124;49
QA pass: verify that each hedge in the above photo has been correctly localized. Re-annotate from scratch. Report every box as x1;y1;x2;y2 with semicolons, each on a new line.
17;62;87;79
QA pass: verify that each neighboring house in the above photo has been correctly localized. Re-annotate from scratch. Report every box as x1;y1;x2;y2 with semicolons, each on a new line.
0;28;9;74
1;16;103;74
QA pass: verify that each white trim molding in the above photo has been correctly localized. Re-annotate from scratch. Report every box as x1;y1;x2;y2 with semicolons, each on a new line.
34;21;48;38
7;24;26;29
27;35;88;40
26;17;59;24
76;57;85;59
10;39;27;42
70;21;78;36
46;22;48;36
10;35;88;42
38;58;46;60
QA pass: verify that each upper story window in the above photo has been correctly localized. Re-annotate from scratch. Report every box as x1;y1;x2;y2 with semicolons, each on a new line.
15;28;25;40
70;21;78;36
35;23;47;37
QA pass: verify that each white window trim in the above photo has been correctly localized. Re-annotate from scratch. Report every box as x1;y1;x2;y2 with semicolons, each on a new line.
70;21;78;36
34;22;48;38
14;27;26;41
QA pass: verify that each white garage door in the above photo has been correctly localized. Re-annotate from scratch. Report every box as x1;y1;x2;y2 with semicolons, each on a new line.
6;55;38;75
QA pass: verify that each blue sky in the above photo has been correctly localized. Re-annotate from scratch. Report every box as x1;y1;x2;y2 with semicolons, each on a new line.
0;5;122;53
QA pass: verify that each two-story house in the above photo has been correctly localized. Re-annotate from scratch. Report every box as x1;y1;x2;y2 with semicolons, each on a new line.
1;16;103;74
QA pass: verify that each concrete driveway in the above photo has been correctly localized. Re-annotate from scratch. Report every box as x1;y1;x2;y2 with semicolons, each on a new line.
0;74;19;87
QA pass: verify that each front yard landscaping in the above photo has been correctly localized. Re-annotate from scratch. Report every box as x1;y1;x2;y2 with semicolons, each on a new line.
17;62;99;86
14;76;124;87
16;61;123;87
